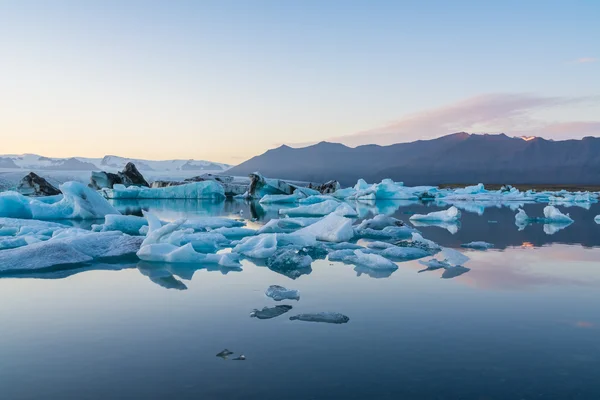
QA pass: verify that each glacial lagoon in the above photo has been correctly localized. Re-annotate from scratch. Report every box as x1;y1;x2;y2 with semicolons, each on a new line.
1;198;600;399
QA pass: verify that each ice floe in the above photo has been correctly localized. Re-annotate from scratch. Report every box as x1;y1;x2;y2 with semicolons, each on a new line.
297;213;354;242
265;285;300;301
0;181;119;219
409;206;461;222
461;241;494;250
250;305;293;319
289;312;349;324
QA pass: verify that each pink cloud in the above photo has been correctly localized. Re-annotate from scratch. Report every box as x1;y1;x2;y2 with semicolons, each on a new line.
574;57;597;64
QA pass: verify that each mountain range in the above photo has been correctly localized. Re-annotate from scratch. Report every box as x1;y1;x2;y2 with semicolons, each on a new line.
226;133;600;186
0;154;231;173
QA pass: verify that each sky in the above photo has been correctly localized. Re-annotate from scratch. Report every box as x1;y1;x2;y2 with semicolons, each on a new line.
1;0;599;164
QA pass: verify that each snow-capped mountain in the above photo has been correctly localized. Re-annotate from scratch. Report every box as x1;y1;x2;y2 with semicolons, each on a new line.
0;154;231;173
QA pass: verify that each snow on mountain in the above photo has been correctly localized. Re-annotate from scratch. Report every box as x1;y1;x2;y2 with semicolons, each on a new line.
0;154;230;172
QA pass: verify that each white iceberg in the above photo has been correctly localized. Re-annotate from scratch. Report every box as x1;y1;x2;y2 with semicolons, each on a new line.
297;213;354;242
265;285;300;301
211;227;257;239
379;246;430;261
259;194;301;204
279;200;353;217
257;217;321;234
181;217;245;231
233;234;278;258
92;214;148;235
136;242;241;267
356;214;405;231
0;181;119;220
409;220;460;234
410;206;461;222
543;206;573;223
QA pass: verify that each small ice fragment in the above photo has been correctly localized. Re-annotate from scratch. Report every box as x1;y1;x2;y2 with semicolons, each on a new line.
461;241;494;250
543;206;573;223
595;215;600;224
250;305;293;320
289;312;350;324
265;285;300;301
356;214;405;230
409;206;461;222
216;349;234;358
232;355;246;361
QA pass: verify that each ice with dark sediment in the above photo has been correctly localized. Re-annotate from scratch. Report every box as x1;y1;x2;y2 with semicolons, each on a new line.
289;312;350;324
250;305;293;319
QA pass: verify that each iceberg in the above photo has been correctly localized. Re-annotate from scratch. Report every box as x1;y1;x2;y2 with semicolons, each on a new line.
379;246;430;261
211;227;257;239
352;250;398;270
233;234;278;258
92;214;148;235
409;206;461;222
257;217;321;234
297;213;354;242
461;241;494;250
0;181;119;220
409;220;460;234
265;285;300;301
266;248;313;279
410;232;441;251
250;305;293;319
298;195;338;205
137;243;241;267
279;200;351;217
354;225;415;240
106;181;225;200
0;231;143;272
356;214;405;231
543;205;573;223
259;194;301;204
182;217;245;231
289;312;349;324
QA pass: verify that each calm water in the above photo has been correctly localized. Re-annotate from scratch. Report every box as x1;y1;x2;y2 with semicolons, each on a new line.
1;200;600;399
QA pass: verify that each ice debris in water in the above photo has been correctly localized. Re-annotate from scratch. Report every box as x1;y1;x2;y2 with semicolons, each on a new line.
595;215;600;224
232;355;246;361
409;206;461;222
297;213;354;243
328;249;398;271
379;246;430;261
409;232;441;252
279;200;356;217
0;231;143;272
266;248;313;279
92;214;148;235
181;217;245;231
250;305;293;319
543;205;573;224
211;227;257;239
105;181;225;200
259;194;301;204
216;349;234;359
289;312;350;324
461;241;494;250
233;234;278;258
410;220;460;234
257;217;321;234
265;285;300;301
0;181;119;220
355;214;405;230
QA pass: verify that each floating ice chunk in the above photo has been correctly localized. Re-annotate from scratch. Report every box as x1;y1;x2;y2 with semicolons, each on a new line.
137;242;241;267
259;194;300;204
595;215;600;224
356;214;405;231
365;241;395;249
266;248;313;278
440;247;470;266
515;209;530;225
257;217;321;234
181;217;245;231
233;234;278;258
543;206;573;223
142;219;186;246
418;258;451;270
106;181;225;200
216;349;234;358
0;241;93;272
163;230;228;253
354;225;415;240
352;250;397;270
92;214;148;235
297;213;354;242
211;227;256;239
411;232;441;251
0;181;119;220
279;200;342;217
289;312;349;324
410;206;461;222
0;231;143;272
326;242;364;251
334;202;358;217
250;305;293;319
265;285;300;301
298;195;338;205
143;210;163;232
380;246;430;261
276;231;317;248
461;241;494;250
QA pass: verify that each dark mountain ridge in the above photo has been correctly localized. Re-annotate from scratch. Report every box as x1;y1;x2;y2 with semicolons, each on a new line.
227;133;600;186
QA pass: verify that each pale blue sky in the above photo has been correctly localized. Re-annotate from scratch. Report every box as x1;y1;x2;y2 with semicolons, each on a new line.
1;0;598;163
